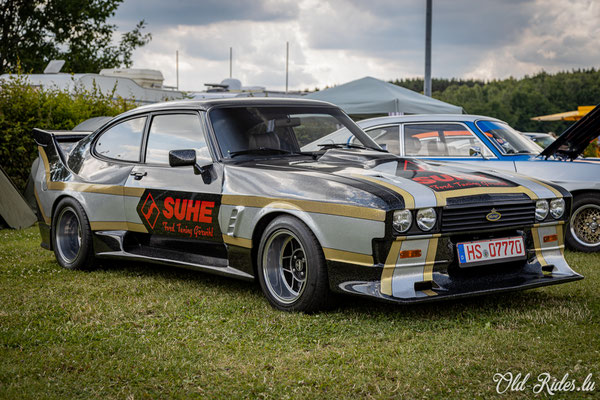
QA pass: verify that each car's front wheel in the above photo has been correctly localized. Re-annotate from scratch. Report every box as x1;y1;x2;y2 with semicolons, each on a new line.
52;197;97;270
257;216;330;312
566;193;600;252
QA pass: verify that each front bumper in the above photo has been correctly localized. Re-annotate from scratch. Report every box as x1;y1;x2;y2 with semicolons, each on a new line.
328;223;583;304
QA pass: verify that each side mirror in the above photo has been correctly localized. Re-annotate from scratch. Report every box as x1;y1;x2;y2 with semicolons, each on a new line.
469;146;483;157
169;149;196;167
168;149;214;184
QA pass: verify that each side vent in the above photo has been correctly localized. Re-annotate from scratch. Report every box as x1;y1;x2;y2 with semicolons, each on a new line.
226;207;244;236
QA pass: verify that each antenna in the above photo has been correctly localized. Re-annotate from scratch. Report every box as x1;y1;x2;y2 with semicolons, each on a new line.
176;50;179;90
229;47;233;78
285;42;289;93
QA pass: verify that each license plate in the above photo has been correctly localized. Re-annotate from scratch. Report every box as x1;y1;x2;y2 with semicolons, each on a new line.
457;236;526;267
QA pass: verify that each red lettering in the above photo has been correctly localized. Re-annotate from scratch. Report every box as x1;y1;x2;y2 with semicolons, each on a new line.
198;201;214;223
474;244;482;259
466;244;475;260
432;174;455;182
174;199;187;220
163;197;174;219
413;177;436;185
186;200;201;221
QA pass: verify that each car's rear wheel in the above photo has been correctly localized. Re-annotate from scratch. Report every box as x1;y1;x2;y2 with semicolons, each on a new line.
257;216;330;312
52;198;96;270
566;194;600;252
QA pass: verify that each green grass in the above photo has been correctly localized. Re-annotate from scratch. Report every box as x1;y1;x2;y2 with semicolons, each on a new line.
0;227;598;399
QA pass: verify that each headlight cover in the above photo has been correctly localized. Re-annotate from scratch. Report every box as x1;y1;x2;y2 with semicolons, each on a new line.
393;209;412;233
549;198;565;219
416;208;436;231
535;199;549;221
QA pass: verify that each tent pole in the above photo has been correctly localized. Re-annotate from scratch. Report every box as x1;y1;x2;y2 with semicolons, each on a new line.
424;0;432;97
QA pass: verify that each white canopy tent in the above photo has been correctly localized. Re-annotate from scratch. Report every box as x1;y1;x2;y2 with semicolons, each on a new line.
305;76;463;115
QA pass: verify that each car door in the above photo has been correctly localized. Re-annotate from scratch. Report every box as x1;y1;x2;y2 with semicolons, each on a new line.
122;111;227;263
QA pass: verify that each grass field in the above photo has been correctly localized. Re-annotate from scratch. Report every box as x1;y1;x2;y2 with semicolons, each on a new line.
0;226;598;399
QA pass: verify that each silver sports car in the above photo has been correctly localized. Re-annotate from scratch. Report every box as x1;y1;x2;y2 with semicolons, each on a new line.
31;98;581;311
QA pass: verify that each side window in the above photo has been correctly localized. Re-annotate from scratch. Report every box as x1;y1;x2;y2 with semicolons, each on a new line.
145;113;210;165
369;126;400;154
95;117;146;162
403;123;493;157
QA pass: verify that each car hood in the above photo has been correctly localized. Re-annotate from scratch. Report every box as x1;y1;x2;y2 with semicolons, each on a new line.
229;149;567;209
540;104;600;160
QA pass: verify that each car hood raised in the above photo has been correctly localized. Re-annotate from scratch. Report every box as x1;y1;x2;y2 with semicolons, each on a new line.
540;104;600;160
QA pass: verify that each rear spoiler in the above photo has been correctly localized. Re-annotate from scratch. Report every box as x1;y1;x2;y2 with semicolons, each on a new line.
32;129;91;146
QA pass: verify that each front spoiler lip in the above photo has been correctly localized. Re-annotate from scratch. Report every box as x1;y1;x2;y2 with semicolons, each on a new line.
339;273;584;305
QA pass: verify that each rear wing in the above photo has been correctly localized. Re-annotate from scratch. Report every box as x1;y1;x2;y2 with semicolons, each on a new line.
32;128;92;172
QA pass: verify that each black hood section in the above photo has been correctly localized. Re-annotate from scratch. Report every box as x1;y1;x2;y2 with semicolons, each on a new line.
316;148;401;167
541;104;600;160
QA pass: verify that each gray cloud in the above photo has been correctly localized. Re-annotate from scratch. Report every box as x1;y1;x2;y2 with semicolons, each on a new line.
113;0;299;27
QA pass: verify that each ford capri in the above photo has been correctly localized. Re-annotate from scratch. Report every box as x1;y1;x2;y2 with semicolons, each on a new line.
31;98;582;312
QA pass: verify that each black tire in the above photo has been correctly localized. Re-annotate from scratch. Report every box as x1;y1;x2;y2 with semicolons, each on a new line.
257;216;330;312
565;193;600;253
51;197;97;270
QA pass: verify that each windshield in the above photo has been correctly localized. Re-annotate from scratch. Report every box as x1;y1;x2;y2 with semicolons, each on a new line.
209;106;380;159
475;120;542;154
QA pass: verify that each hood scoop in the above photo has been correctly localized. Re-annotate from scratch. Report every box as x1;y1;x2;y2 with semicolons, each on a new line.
317;148;400;168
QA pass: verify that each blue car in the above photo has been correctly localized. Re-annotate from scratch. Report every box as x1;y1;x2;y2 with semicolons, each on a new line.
304;106;600;252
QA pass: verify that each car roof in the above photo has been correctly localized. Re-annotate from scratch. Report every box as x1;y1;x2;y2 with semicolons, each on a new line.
115;97;338;120
356;114;505;128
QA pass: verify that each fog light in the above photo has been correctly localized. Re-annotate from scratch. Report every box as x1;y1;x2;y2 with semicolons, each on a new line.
549;198;565;219
393;209;412;233
416;208;436;231
535;200;549;221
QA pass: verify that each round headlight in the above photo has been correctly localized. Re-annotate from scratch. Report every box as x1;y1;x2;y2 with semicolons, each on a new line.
550;198;565;219
393;210;412;233
535;199;549;221
416;208;436;231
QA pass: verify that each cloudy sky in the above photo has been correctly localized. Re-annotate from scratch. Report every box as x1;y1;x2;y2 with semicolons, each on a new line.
111;0;600;92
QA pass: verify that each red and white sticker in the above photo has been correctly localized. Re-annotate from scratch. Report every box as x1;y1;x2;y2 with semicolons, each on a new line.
457;236;526;267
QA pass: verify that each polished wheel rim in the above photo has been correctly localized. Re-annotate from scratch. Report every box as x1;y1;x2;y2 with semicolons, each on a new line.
570;204;600;247
56;207;82;263
262;229;307;304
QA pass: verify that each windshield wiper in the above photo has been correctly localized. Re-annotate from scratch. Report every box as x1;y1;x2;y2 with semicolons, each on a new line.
229;148;313;158
317;143;388;152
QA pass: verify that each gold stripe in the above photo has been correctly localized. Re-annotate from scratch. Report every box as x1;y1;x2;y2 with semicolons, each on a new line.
323;248;373;266
222;235;252;248
433;186;538;207
354;175;415;209
221;195;385;221
90;221;147;232
528;177;562;198
423;237;438;287
380;241;402;296
556;224;565;256
33;186;51;225
421;289;437;296
530;227;548;266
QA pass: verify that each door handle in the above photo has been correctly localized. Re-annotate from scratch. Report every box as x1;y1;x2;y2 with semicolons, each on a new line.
130;171;147;180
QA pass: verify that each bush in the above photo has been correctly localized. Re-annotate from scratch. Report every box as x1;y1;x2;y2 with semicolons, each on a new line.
0;73;136;192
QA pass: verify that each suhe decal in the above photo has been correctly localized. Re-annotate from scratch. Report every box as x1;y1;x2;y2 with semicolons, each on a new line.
136;189;221;240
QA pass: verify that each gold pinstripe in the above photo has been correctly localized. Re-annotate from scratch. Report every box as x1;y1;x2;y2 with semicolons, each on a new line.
33;186;51;225
323;248;374;266
90;221;147;233
381;241;403;296
531;227;548;266
222;235;252;248
221;194;386;221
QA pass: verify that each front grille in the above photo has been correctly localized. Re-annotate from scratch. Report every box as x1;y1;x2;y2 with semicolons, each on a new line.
442;200;535;232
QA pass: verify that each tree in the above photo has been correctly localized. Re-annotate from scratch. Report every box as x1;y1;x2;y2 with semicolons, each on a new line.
0;0;151;74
